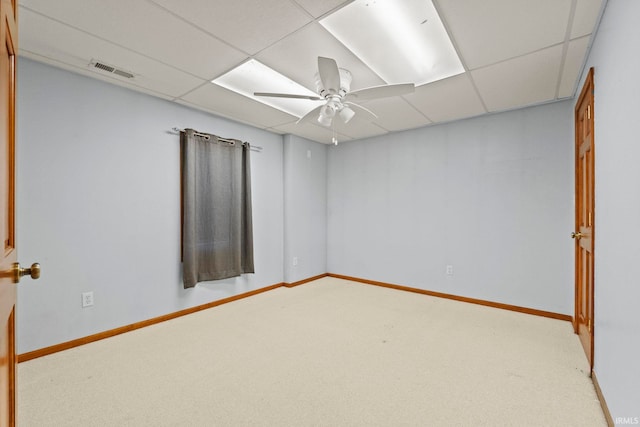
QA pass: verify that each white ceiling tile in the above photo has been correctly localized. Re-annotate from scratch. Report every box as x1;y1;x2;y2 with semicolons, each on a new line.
149;0;312;55
471;45;563;112
293;0;352;18
18;0;604;141
19;9;205;98
20;0;246;80
331;119;389;140
256;22;385;93
273;122;353;144
571;0;603;38
558;36;590;98
181;83;297;129
174;99;268;130
405;73;486;123
276;110;386;142
437;0;572;69
359;98;431;131
19;51;176;102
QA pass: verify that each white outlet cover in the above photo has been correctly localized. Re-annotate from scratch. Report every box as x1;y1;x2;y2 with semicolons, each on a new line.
82;291;94;307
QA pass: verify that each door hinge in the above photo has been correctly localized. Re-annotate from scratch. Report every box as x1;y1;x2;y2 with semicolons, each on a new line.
587;105;591;120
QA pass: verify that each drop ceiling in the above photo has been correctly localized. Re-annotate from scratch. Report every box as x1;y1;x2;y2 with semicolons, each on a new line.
18;0;604;144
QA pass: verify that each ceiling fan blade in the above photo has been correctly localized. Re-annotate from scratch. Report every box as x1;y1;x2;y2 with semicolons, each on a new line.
344;101;378;122
318;57;341;94
345;83;415;101
254;92;323;101
296;105;324;125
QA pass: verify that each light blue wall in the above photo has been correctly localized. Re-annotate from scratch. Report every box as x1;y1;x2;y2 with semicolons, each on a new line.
15;57;578;365
327;101;574;315
16;58;285;353
283;135;327;284
578;0;640;421
16;2;640;420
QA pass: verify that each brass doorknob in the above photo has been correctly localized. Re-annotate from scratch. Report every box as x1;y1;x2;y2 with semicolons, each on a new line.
12;262;41;283
571;232;583;239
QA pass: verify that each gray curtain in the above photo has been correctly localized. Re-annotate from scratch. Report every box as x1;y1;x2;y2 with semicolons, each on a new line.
181;129;254;288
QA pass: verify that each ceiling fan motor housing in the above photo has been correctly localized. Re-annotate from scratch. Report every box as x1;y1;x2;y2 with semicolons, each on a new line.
315;68;352;98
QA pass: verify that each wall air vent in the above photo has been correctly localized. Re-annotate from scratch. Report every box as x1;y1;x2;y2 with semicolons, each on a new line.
89;59;135;79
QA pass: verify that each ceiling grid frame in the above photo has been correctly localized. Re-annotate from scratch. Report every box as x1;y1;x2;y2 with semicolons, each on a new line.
18;0;606;144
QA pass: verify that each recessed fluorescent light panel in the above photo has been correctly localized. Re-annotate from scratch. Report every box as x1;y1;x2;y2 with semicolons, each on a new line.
320;0;464;86
212;59;319;118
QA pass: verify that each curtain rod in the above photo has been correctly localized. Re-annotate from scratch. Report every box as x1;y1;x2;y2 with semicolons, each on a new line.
172;128;262;152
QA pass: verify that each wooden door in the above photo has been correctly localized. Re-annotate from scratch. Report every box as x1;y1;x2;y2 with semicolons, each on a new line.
574;68;595;370
0;0;17;425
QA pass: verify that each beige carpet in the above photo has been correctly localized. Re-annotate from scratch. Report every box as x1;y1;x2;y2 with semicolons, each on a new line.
18;277;606;426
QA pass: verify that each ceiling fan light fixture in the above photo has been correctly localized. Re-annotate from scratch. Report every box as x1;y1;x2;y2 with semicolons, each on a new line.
321;102;337;118
318;102;337;126
339;106;355;123
318;113;333;127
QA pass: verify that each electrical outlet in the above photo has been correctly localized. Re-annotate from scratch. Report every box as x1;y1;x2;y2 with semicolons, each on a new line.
292;256;298;266
82;291;94;308
446;265;454;276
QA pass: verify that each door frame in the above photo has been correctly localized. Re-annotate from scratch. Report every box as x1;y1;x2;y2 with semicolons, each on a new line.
574;67;595;371
0;0;18;424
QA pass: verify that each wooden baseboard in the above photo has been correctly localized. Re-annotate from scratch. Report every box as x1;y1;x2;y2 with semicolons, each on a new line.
327;273;572;322
18;282;285;363
17;272;573;362
284;273;328;288
592;370;614;427
18;273;328;363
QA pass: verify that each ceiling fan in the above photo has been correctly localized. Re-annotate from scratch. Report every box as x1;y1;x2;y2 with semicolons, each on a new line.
254;56;415;127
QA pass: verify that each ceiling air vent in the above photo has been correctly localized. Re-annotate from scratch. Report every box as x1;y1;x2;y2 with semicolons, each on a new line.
89;59;135;79
112;69;135;79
